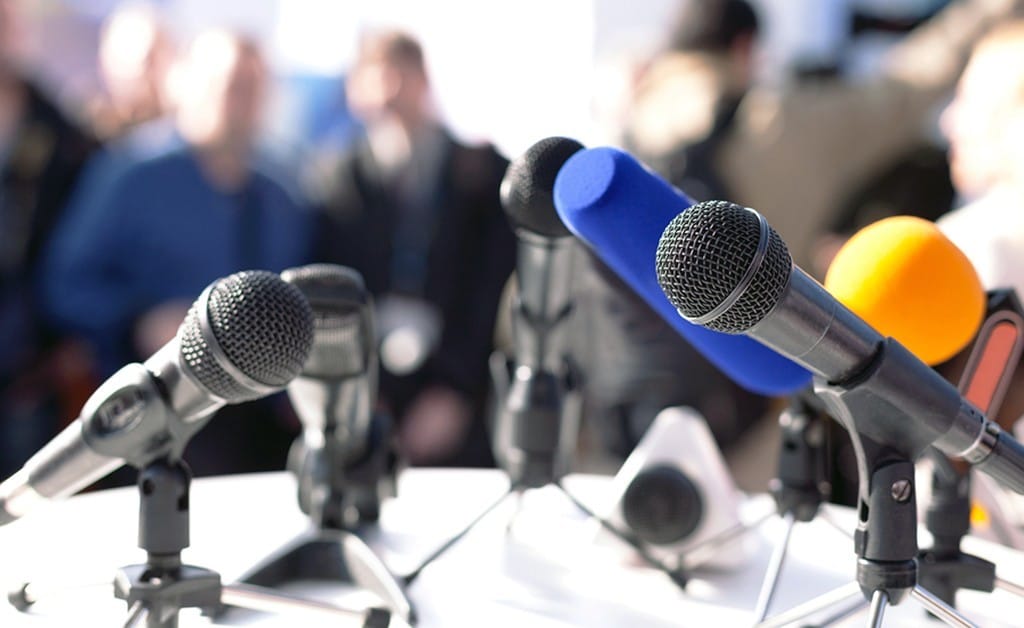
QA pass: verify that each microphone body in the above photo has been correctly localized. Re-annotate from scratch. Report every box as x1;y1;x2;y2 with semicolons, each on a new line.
493;137;583;487
655;201;1024;495
512;233;576;372
0;271;314;525
553;147;810;396
281;264;389;527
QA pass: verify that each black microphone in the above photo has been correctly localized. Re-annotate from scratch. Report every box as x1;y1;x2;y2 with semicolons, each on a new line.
654;200;1024;495
280;264;384;526
493;136;583;487
0;270;314;525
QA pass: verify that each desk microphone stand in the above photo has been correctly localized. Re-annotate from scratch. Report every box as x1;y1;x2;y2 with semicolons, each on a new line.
756;378;979;628
230;412;414;623
9;373;385;627
400;352;688;590
116;457;388;628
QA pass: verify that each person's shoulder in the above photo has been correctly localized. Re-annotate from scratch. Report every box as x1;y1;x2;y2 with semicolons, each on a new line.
248;154;312;212
448;135;508;191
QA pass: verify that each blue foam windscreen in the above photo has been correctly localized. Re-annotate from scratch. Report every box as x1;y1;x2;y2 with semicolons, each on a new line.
553;147;812;396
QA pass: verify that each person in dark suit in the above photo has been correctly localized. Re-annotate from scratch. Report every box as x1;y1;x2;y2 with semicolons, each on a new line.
313;30;515;467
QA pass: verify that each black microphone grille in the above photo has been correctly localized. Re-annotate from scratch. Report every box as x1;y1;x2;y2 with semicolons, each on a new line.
281;264;371;378
655;200;791;333
501;136;584;237
179;270;314;401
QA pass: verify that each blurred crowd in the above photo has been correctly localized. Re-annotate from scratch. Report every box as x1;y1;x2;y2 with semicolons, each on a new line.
2;0;1024;489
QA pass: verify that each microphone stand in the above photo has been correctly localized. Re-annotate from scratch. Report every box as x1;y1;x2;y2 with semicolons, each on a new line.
755;381;979;628
654;392;856;621
916;455;1004;612
230;411;415;623
9;409;387;627
400;343;688;590
917;289;1024;617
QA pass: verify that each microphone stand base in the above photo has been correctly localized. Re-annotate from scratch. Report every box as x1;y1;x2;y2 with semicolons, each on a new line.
230;529;414;624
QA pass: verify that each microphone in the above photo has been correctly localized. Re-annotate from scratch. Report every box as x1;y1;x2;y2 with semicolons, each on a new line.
654;200;1024;494
553;146;810;396
824;215;985;366
280;264;383;525
0;270;314;525
493;136;584;487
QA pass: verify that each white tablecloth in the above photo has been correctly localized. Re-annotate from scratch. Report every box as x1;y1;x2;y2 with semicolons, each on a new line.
1;469;1023;627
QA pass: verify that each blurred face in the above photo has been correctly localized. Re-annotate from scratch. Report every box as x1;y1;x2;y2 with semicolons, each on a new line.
179;33;267;148
941;43;1024;198
346;42;428;124
347;50;400;123
100;11;175;119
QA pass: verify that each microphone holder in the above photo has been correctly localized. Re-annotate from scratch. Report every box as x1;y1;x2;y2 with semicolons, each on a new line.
755;381;983;628
915;453;1024;619
116;457;390;628
10;456;389;628
230;411;415;624
399;352;689;590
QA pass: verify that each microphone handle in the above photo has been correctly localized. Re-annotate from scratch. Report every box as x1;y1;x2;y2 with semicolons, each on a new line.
0;420;123;522
972;429;1024;494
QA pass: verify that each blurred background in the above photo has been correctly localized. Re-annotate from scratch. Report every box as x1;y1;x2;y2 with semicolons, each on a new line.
3;0;1022;494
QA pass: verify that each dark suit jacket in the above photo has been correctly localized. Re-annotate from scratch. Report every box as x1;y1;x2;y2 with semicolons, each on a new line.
314;130;516;460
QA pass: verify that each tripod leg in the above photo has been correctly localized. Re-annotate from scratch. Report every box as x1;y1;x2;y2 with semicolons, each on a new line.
683;509;775;569
557;482;688;589
865;590;887;628
909;586;978;628
995;576;1024;598
756;581;862;628
221;583;378;626
403;487;512;585
124;602;148;628
754;514;796;623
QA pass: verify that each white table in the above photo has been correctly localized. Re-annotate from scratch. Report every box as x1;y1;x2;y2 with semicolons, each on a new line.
1;469;1023;627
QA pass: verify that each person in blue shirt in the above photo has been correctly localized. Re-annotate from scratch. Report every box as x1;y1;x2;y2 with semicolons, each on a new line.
40;31;310;478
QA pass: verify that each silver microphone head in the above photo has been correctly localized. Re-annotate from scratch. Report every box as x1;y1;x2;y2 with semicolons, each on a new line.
281;264;373;379
655;200;792;334
178;270;314;401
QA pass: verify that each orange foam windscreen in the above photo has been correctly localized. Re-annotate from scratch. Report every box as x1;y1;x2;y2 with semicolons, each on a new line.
824;216;984;366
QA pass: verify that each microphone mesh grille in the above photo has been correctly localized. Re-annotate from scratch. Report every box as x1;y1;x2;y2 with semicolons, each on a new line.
655;200;791;333
179;270;313;401
501;136;583;237
281;264;370;378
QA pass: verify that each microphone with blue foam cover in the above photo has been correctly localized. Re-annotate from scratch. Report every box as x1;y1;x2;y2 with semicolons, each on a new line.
553;147;811;396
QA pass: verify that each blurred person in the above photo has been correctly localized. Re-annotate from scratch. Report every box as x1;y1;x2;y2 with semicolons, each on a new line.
624;0;759;202
624;0;1021;276
54;3;182;303
40;30;311;478
568;2;772;466
0;47;96;475
90;1;176;141
938;21;1024;300
313;30;515;467
613;0;1019;498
